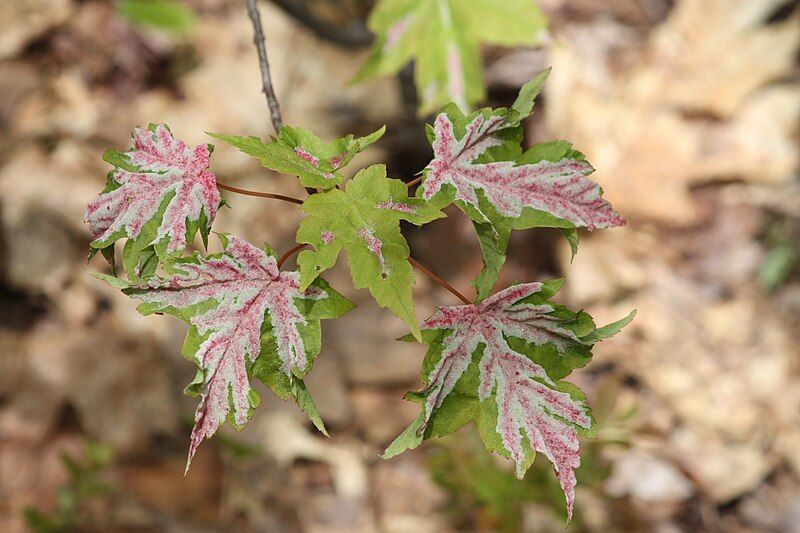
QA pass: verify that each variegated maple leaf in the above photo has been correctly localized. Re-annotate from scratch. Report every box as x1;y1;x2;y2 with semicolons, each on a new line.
99;234;353;469
418;71;626;300
422;111;624;229
385;280;634;520
296;164;444;339
85;124;221;275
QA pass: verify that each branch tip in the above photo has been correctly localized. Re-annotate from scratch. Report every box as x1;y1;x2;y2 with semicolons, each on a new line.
245;0;283;133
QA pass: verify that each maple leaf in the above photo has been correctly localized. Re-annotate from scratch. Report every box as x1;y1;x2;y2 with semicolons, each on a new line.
84;124;221;276
209;126;385;190
97;234;353;469
385;280;634;520
357;0;547;114
296;164;444;339
423;111;625;229
418;72;625;300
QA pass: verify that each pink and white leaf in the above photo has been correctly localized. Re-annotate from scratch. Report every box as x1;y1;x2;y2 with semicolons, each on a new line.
423;113;624;230
421;283;578;424
130;236;326;468
85;124;220;254
479;350;591;520
418;282;586;518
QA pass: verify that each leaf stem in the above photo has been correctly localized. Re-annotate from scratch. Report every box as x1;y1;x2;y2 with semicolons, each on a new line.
274;243;471;305
278;243;308;268
217;181;303;204
409;256;471;305
406;176;423;188
245;0;283;133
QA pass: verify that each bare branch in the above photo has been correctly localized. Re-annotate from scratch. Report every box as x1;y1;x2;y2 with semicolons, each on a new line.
268;0;373;48
245;0;283;133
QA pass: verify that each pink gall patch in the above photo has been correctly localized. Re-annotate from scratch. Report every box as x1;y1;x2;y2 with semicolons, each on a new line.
358;227;388;276
321;230;336;245
294;147;320;167
329;151;348;170
376;199;417;214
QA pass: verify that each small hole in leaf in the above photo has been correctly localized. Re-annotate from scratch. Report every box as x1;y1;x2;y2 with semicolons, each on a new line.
381;273;388;279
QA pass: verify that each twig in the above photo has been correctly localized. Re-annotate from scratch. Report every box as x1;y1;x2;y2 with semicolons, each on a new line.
398;63;419;120
268;0;373;48
277;243;308;268
217;181;303;204
245;0;283;133
409;256;471;305
245;0;318;196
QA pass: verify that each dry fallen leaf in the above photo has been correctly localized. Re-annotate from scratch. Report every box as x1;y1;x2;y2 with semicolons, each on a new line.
0;0;72;59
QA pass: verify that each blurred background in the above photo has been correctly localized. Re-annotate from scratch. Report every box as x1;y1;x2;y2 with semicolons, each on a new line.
1;0;799;531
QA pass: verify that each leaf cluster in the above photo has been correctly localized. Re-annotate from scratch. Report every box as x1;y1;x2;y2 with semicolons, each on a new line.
85;66;632;518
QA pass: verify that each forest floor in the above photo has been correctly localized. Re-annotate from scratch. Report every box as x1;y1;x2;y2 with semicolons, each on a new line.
1;0;799;531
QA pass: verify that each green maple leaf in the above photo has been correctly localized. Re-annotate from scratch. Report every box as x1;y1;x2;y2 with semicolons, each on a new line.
356;0;547;114
296;164;444;339
209;126;385;190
